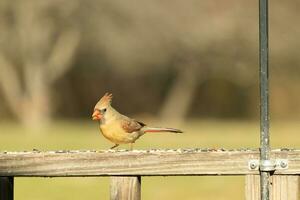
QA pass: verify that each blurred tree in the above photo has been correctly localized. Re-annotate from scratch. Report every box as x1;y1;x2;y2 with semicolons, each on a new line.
0;0;299;123
82;0;258;123
159;54;200;124
0;0;80;127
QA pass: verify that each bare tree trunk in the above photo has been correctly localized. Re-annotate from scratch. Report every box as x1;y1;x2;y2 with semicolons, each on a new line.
0;54;23;119
0;1;80;129
159;59;200;125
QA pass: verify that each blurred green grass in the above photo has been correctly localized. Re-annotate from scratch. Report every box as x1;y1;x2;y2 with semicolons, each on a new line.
1;119;300;200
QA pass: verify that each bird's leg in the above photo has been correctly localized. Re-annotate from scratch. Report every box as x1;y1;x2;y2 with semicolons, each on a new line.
110;144;119;149
130;143;133;150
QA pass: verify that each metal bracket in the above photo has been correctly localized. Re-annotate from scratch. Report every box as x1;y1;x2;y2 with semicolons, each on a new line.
248;159;288;171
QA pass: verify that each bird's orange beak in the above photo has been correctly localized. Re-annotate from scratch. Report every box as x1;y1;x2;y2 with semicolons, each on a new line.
92;110;102;120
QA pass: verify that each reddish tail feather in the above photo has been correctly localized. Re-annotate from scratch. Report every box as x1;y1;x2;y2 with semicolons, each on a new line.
143;127;183;133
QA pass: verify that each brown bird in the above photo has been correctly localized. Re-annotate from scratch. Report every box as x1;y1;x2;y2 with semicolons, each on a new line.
92;93;182;149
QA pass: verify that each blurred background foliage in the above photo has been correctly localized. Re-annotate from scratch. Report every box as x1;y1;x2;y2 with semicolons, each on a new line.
0;0;300;199
0;0;299;127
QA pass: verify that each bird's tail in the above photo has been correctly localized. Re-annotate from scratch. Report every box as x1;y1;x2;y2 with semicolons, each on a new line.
143;127;183;133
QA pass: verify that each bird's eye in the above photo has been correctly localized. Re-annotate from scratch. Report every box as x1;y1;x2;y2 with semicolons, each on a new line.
102;108;107;112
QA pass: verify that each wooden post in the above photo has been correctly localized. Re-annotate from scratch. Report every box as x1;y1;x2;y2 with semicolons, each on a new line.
270;175;299;200
245;175;260;200
110;176;141;200
0;177;14;200
245;175;300;200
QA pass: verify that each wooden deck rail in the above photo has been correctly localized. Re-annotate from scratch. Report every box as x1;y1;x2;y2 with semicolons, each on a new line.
0;149;299;199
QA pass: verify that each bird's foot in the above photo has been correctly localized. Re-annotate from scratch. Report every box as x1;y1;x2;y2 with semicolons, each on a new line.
110;144;119;149
130;143;133;151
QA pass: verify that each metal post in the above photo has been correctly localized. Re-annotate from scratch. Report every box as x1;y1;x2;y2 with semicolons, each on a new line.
259;0;270;200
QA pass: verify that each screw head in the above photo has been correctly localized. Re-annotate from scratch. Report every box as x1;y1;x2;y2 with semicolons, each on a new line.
280;160;287;168
250;162;257;169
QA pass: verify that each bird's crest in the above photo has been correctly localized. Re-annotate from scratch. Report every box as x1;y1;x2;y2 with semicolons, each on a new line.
96;92;113;108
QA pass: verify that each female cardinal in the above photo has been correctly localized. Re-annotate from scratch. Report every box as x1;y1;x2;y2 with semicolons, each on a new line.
92;93;182;149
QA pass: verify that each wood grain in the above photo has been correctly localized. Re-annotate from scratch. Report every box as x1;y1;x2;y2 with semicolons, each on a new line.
110;176;141;200
0;149;299;177
245;175;261;200
245;175;300;200
271;175;299;200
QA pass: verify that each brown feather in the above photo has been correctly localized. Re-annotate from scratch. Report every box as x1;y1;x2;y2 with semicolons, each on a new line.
121;118;145;133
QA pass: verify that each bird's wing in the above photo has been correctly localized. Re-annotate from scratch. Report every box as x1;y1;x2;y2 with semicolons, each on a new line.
121;117;146;133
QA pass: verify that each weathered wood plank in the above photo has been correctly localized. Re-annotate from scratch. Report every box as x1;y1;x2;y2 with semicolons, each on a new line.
271;175;299;200
0;149;299;177
245;175;300;200
110;176;141;200
245;175;260;200
0;177;14;200
273;150;300;175
0;149;259;176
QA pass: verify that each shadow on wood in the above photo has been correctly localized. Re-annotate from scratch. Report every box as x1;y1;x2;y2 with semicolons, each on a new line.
0;177;13;200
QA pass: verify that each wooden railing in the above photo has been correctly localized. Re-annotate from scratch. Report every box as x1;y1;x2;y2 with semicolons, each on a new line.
0;149;299;199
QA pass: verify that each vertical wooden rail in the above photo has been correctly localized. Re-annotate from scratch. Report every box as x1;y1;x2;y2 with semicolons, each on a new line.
271;175;300;200
245;175;300;200
245;175;260;200
0;177;14;200
110;176;141;200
